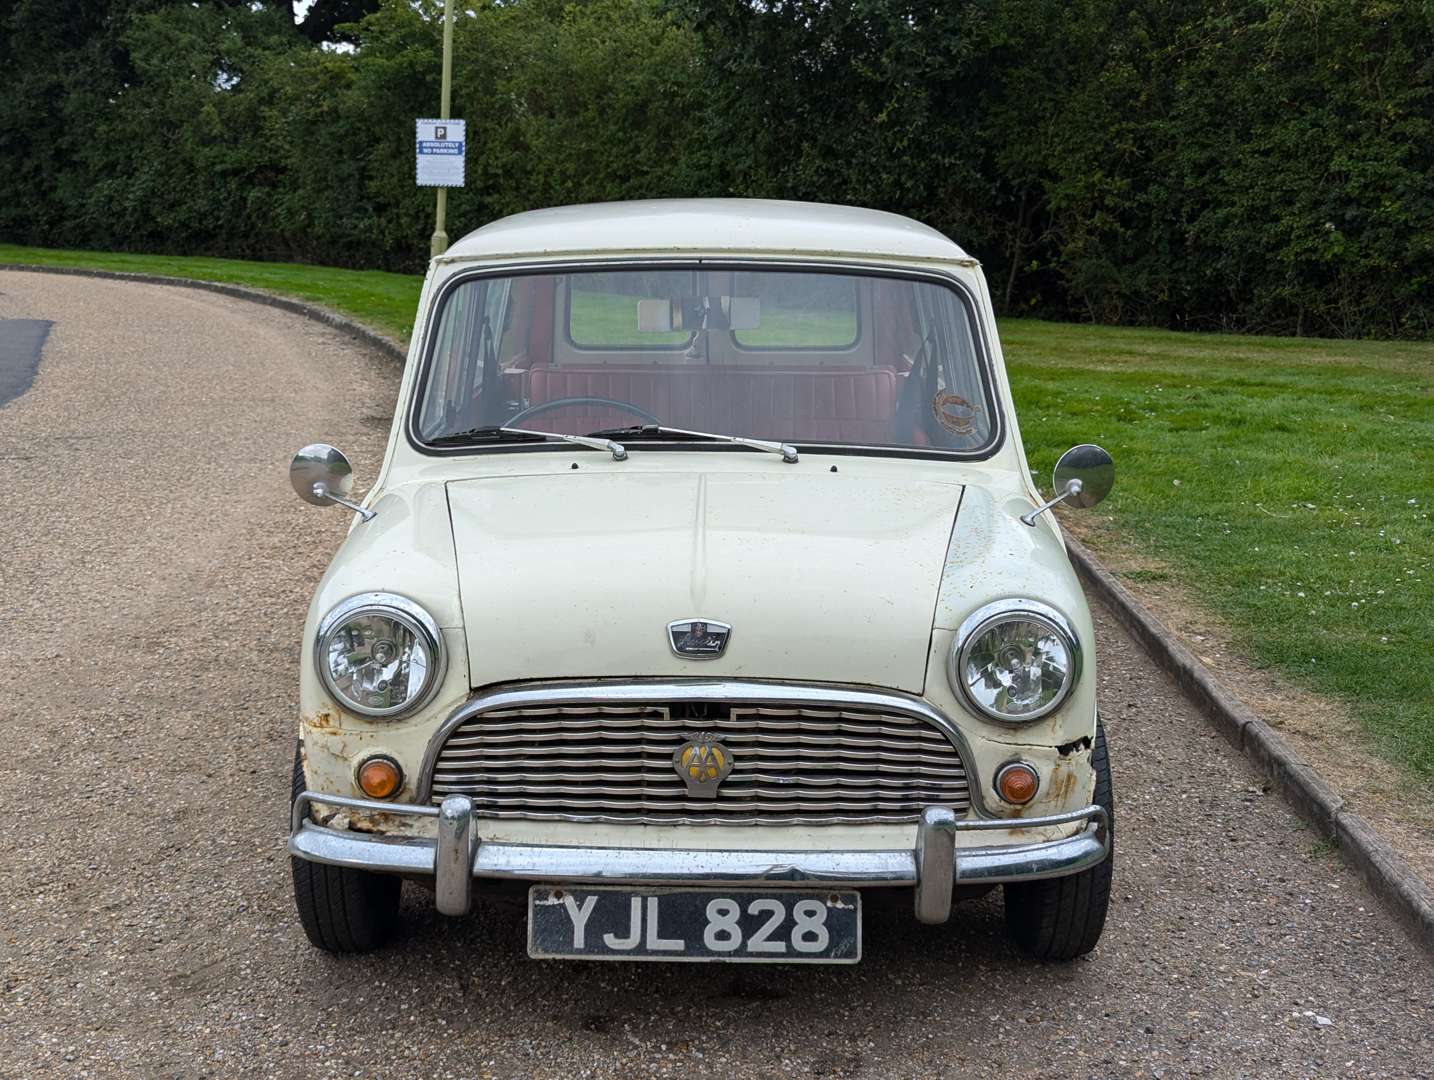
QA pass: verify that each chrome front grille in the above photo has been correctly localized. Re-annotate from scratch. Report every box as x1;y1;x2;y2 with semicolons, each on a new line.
428;697;971;824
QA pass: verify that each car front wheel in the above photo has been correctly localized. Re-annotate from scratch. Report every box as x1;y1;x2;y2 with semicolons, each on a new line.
290;742;401;953
1002;721;1114;961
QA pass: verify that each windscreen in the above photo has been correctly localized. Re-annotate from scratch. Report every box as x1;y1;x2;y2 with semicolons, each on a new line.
416;267;995;453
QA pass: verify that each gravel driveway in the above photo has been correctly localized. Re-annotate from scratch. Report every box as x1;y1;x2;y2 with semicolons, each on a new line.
1;270;1429;1080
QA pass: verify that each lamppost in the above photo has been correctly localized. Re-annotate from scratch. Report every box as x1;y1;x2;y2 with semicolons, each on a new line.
429;0;455;258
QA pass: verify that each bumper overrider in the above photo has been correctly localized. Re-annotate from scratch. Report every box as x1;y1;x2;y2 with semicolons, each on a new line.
289;792;1109;925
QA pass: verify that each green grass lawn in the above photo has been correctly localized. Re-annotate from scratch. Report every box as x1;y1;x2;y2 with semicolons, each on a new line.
5;244;1430;775
0;244;422;340
1005;322;1434;776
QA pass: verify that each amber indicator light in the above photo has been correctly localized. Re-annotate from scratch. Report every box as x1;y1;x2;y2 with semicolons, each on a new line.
357;756;403;799
996;762;1039;805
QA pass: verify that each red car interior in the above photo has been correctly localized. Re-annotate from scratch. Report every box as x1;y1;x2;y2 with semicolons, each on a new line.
522;365;903;442
491;275;926;442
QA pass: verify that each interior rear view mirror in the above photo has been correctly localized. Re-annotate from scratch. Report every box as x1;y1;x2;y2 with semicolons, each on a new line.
723;296;761;331
636;296;761;333
636;298;676;332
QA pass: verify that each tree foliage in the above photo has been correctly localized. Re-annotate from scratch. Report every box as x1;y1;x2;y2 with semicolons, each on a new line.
0;0;1429;337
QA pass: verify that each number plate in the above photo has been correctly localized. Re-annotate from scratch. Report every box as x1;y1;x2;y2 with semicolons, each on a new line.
527;885;861;963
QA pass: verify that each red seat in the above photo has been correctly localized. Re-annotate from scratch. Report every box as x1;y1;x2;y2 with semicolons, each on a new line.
524;366;900;443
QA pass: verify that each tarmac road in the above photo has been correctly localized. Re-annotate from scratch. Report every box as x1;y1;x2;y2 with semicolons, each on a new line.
0;270;1430;1080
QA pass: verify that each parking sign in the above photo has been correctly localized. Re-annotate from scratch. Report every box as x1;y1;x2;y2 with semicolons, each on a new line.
416;119;465;187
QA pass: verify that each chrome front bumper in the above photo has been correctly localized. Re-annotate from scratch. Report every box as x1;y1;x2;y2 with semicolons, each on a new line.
289;793;1110;925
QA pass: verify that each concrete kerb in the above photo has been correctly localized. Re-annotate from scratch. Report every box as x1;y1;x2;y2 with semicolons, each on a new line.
1068;534;1434;954
0;264;410;364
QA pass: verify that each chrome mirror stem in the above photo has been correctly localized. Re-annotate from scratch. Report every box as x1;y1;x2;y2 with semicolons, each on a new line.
313;481;376;523
1020;478;1081;527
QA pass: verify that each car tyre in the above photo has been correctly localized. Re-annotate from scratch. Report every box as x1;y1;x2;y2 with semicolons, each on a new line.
1002;720;1114;961
290;742;401;953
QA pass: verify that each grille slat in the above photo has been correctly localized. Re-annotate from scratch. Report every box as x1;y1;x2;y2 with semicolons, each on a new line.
430;695;970;824
445;793;955;811
445;719;949;744
432;767;967;787
436;745;963;766
431;769;968;790
432;784;968;801
445;724;949;746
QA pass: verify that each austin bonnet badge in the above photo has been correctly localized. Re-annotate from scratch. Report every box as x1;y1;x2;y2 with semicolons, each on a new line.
666;618;732;659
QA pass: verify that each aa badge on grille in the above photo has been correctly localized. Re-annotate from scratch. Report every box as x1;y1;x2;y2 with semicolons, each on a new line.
673;734;734;797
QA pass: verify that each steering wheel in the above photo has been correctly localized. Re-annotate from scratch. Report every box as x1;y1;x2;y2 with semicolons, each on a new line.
506;396;661;428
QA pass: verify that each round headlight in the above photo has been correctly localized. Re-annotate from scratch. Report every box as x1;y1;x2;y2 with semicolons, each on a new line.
315;593;445;719
950;600;1080;723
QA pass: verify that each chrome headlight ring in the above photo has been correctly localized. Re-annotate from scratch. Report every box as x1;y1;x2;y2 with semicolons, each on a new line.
314;592;446;720
949;599;1082;724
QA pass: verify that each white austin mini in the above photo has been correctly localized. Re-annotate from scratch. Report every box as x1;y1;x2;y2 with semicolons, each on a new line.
287;199;1116;963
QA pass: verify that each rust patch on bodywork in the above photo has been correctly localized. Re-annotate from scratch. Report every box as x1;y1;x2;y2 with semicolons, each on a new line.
1046;758;1080;806
1045;744;1095;814
348;809;423;833
1002;743;1094;819
303;709;341;734
321;806;435;837
1056;735;1093;757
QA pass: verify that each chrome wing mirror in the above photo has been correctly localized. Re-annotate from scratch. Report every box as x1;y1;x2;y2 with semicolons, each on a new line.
1021;444;1114;527
290;443;375;523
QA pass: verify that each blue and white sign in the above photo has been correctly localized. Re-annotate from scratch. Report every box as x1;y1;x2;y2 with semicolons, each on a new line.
416;118;465;188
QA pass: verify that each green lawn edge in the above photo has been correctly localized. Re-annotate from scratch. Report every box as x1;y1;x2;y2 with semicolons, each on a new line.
0;244;423;341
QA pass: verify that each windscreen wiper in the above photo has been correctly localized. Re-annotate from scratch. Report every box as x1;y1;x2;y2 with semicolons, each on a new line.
429;425;627;461
585;424;798;464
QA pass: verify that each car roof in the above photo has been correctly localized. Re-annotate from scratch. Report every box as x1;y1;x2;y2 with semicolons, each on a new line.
441;199;975;265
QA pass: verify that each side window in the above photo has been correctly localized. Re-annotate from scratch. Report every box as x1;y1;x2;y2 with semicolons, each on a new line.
420;280;488;438
914;285;987;448
481;278;511;372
